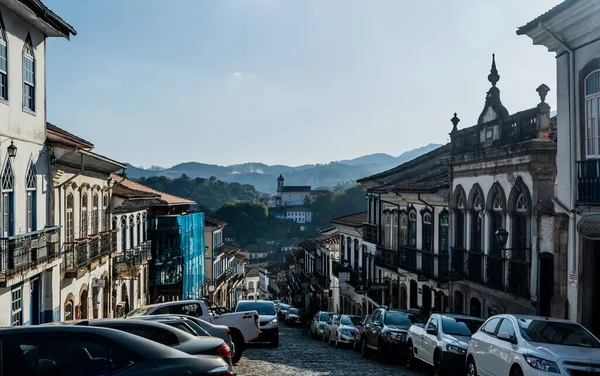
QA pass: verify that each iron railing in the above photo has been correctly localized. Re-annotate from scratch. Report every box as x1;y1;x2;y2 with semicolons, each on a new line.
113;241;152;278
362;223;379;244
64;230;117;272
0;226;60;285
332;260;363;288
577;159;600;203
375;245;448;281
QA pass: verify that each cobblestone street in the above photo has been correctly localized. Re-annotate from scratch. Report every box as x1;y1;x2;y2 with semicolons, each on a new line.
236;325;423;376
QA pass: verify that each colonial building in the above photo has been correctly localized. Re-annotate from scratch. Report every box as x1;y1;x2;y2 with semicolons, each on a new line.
0;0;75;326
212;245;246;308
358;144;452;314
518;0;600;337
244;264;260;301
47;124;125;321
203;216;225;298
447;57;556;319
289;239;332;312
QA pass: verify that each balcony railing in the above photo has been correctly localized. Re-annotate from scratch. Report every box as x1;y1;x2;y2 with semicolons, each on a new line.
577;159;600;203
0;226;60;286
362;223;379;244
332;260;363;288
450;247;531;299
113;241;153;278
64;230;117;276
375;245;448;281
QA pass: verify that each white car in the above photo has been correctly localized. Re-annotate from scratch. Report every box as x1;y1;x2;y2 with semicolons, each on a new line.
235;300;279;347
466;314;600;376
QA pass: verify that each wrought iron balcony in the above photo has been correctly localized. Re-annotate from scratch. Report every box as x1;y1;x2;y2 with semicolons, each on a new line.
577;159;600;203
0;226;60;286
362;222;379;244
332;260;363;288
375;245;448;281
64;231;117;277
113;241;152;278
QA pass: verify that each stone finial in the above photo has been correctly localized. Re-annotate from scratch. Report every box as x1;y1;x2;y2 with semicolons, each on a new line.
488;54;500;87
451;113;460;133
536;84;550;103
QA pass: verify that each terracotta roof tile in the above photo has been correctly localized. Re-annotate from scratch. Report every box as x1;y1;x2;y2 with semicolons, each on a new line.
110;173;195;206
516;0;578;35
46;122;94;150
330;211;368;228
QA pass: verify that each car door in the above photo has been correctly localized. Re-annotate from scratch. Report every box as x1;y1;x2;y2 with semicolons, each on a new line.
361;312;374;346
5;332;149;376
489;318;517;376
474;317;502;376
330;315;341;341
370;310;385;348
421;315;439;365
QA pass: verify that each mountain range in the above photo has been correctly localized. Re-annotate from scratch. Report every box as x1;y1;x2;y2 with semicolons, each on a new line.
126;143;443;193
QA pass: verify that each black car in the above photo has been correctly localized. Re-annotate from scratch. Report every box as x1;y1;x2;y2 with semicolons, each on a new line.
360;308;424;363
0;325;232;375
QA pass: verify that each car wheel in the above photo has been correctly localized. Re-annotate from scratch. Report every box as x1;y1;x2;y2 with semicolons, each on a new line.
361;338;369;358
467;358;477;376
231;335;244;364
511;366;524;376
406;341;415;369
433;350;444;376
377;340;386;363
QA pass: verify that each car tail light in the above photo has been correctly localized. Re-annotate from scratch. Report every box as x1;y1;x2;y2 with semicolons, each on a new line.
216;343;232;359
226;329;232;340
254;313;259;329
207;366;234;376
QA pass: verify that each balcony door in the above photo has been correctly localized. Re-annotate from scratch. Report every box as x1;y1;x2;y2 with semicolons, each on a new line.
585;70;600;158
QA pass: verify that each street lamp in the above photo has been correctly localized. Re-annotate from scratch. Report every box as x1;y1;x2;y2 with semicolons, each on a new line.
6;140;16;158
494;228;509;250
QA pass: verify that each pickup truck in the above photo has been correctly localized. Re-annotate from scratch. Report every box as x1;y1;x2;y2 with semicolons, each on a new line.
126;299;260;364
406;313;485;375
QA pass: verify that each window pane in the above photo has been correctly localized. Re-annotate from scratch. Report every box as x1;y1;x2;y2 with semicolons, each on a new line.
587;73;596;95
497;318;515;337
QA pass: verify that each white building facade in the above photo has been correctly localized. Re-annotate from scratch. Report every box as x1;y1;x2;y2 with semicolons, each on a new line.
518;0;600;337
0;1;75;326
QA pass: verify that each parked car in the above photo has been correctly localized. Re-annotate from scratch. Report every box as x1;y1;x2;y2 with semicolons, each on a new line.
322;314;339;341
133;314;237;363
328;314;362;347
354;315;369;351
235;300;279;347
310;311;335;338
466;314;600;376
1;325;232;375
406;313;484;375
47;319;236;373
360;308;424;363
127;299;260;363
278;304;291;319
285;307;303;326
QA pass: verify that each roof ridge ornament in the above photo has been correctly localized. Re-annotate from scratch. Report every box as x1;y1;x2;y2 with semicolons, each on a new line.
488;53;500;87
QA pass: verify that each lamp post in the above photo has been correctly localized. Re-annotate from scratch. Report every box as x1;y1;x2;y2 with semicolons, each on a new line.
494;228;509;251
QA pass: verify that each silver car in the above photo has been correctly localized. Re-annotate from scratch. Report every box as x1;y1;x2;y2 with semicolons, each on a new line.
328;314;361;347
310;311;335;339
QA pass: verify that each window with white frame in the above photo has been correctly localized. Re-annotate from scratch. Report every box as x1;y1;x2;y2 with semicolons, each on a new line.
22;35;35;112
121;217;127;251
11;286;22;326
392;214;398;250
408;209;417;248
92;194;99;234
137;215;141;245
384;214;391;249
439;211;449;253
80;194;88;238
26;162;36;232
103;194;109;232
422;211;433;252
2;160;14;237
66;194;74;243
400;215;408;246
585;71;600;157
0;14;7;101
129;217;135;248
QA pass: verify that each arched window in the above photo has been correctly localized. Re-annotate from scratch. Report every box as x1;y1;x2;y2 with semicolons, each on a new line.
392;214;398;250
513;192;530;249
488;184;506;257
25;162;36;232
469;187;483;252
585;70;600;157
422;211;432;252
439;211;449;253
80;194;88;238
66;194;74;243
129;217;135;249
121;217;127;251
137;215;142;246
92;194;99;234
454;188;466;249
408;209;417;248
0;13;7;100
353;239;360;270
103;194;109;232
142;213;147;241
400;215;408;246
65;299;74;321
340;235;345;263
384;214;392;248
22;34;35;112
346;237;351;266
1;160;14;237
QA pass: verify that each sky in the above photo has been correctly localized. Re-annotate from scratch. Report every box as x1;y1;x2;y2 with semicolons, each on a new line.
44;0;562;168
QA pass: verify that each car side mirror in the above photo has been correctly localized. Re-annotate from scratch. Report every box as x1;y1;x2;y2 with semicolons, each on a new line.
497;332;516;343
426;328;437;336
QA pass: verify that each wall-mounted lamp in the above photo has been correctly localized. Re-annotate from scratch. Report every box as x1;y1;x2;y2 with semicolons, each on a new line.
6;140;17;158
50;152;57;165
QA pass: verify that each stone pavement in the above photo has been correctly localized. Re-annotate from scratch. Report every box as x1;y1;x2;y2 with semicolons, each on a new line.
235;324;423;376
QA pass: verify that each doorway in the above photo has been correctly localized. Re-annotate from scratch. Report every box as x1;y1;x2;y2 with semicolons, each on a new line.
422;285;432;313
30;277;40;325
539;252;554;317
409;280;418;309
453;290;464;314
400;284;407;309
582;239;600;338
80;290;88;319
103;276;109;318
470;297;481;318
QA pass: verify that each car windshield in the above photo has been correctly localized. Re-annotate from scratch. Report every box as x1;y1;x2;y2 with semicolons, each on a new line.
518;319;600;348
341;315;362;326
125;307;153;317
441;317;484;336
236;302;276;315
289;308;300;315
280;304;290;310
385;312;413;327
320;312;331;321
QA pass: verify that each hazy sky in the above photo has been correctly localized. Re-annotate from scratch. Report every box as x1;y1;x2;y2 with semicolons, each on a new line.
44;0;560;168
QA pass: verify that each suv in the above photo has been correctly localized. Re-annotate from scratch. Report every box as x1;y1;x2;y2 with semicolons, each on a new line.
235;300;279;347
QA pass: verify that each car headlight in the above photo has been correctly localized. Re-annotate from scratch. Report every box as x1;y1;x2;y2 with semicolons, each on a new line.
523;354;560;373
445;344;466;355
268;318;278;325
389;332;406;341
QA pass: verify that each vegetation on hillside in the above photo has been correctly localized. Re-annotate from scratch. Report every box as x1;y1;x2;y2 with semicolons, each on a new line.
137;175;260;210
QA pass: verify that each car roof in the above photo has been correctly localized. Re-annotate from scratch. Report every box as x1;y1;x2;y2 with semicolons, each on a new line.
238;300;274;304
0;325;196;360
137;299;206;309
434;314;485;321
48;318;198;339
500;314;576;324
